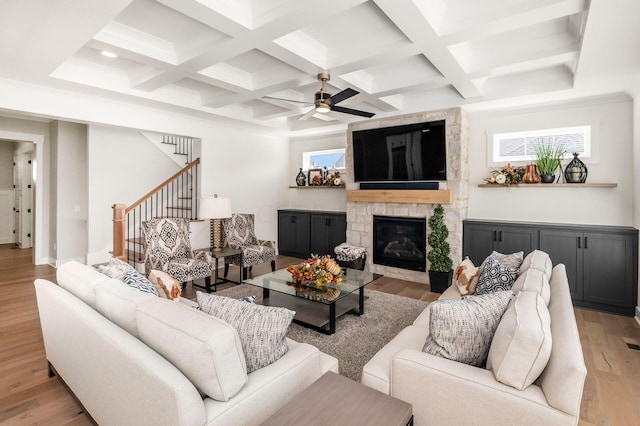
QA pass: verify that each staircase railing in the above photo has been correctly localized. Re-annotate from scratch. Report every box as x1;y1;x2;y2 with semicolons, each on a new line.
112;157;200;264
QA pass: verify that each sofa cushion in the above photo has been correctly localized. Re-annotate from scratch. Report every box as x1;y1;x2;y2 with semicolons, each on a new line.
197;292;295;373
474;258;519;295
56;260;111;309
487;291;552;390
136;298;248;402
511;268;551;305
480;250;524;270
422;291;512;367
95;278;157;337
520;250;553;279
453;257;480;296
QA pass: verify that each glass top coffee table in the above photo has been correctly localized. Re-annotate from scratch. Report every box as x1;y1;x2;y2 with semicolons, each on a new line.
244;268;382;334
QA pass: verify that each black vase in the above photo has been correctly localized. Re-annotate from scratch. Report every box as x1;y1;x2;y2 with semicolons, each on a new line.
564;153;587;183
540;173;555;183
428;270;453;293
295;168;306;186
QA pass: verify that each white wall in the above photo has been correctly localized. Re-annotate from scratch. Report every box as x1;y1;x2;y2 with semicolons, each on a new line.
285;132;348;212
632;88;640;316
52;121;88;265
468;95;634;226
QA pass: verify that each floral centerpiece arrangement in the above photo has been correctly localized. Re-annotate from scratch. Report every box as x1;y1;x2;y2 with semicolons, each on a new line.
323;170;345;187
484;163;525;186
286;254;344;287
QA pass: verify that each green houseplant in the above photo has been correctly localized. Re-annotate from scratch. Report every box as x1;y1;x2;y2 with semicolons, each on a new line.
427;204;453;293
534;141;565;183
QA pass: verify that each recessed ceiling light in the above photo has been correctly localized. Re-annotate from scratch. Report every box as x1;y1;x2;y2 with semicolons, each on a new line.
101;51;117;58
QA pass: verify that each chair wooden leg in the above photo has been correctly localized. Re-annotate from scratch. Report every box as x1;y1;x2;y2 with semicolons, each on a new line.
205;276;211;293
242;267;248;280
181;282;187;290
271;260;276;272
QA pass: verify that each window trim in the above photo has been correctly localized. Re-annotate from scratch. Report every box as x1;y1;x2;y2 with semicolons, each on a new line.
302;148;346;170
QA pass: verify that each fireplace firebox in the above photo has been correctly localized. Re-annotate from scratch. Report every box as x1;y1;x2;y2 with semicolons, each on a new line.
373;215;426;272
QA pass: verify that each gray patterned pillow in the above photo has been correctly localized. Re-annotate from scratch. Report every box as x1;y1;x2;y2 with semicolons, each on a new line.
196;292;295;373
423;291;512;367
121;268;159;296
98;257;134;280
480;251;524;270
474;258;519;295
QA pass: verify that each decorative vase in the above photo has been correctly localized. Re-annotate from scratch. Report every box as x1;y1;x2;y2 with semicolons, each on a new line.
523;163;541;183
540;173;555;183
428;270;452;294
295;168;306;186
564;153;587;183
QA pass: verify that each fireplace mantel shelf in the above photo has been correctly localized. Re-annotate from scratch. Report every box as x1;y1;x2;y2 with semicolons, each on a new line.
346;189;453;204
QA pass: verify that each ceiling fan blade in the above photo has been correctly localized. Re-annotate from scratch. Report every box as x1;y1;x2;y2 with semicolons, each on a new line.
262;96;312;105
297;108;317;121
329;88;359;105
331;105;375;118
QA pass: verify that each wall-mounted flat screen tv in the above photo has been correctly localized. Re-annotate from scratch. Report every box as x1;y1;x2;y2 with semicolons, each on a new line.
352;119;446;182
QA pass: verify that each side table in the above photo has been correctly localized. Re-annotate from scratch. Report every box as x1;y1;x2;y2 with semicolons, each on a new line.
260;372;413;426
193;246;242;292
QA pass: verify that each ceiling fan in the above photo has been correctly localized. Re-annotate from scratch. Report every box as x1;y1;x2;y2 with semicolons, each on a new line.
263;72;375;120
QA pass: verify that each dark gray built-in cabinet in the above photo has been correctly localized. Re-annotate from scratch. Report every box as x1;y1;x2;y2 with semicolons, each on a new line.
278;210;346;259
463;219;638;316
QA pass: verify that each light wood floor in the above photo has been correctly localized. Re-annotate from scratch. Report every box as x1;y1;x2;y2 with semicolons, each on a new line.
1;245;639;425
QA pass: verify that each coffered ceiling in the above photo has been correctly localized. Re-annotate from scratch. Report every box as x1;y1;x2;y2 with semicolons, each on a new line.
1;0;639;133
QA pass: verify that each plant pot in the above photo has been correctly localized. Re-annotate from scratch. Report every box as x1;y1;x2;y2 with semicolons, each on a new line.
428;270;453;293
540;173;555;183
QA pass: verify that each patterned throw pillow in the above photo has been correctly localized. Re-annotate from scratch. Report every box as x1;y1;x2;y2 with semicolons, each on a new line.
474;258;519;295
453;257;481;296
480;251;524;271
422;291;513;367
196;292;295;373
121;269;159;296
98;257;135;281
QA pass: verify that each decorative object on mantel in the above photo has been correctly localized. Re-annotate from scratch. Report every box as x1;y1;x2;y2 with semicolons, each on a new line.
564;153;588;183
483;163;525;186
522;163;542;184
427;204;453;293
323;169;345;187
296;168;307;186
308;168;323;186
534;141;565;184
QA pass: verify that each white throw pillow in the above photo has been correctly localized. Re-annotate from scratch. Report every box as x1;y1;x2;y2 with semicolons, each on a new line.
487;291;552;390
453;256;481;296
511;268;551;305
520;250;553;279
148;269;182;300
422;291;512;367
197;292;295;373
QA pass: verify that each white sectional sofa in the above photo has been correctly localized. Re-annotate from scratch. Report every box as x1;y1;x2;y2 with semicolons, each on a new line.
362;250;587;426
35;261;338;426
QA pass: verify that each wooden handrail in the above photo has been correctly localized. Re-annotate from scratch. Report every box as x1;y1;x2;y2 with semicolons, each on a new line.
125;157;200;214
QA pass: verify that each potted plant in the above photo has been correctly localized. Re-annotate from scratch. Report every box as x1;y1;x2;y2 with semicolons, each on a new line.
534;141;565;183
427;204;453;293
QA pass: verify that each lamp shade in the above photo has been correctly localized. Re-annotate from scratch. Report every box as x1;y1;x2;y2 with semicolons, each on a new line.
199;195;232;219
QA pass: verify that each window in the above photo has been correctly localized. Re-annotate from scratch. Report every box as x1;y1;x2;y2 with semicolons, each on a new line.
491;126;591;164
303;148;345;170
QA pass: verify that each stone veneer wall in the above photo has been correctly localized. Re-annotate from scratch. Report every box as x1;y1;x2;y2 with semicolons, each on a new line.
346;108;469;285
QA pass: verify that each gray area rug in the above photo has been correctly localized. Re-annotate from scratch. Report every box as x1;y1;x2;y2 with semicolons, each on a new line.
214;284;429;381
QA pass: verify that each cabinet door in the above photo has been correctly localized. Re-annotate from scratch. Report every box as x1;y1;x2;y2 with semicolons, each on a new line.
582;232;635;309
497;226;539;257
463;223;497;265
310;213;346;257
539;230;583;300
277;212;310;258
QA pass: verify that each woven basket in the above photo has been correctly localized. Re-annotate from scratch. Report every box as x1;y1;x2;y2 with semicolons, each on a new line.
336;253;366;271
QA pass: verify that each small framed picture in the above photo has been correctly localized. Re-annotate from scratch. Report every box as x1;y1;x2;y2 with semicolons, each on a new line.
308;168;324;186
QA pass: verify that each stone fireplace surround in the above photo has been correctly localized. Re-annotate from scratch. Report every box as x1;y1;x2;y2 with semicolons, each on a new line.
345;108;469;284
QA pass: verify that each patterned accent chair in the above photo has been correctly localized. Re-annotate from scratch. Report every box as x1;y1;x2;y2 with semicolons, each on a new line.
222;213;276;281
141;218;212;288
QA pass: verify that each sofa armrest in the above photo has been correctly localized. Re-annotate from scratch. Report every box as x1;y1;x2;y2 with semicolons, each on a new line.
391;349;578;426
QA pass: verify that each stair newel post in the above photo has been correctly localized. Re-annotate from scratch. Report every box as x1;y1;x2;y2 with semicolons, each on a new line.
112;204;127;261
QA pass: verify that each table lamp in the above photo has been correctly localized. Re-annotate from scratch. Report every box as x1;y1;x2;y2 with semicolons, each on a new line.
199;194;232;251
